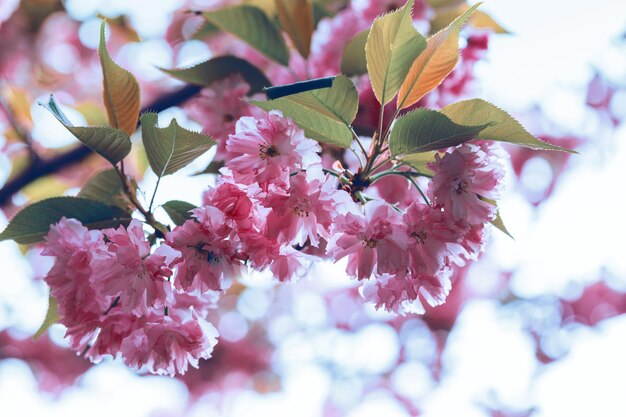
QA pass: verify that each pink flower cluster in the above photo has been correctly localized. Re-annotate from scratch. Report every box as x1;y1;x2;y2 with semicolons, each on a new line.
43;111;505;374
43;219;218;376
333;142;505;314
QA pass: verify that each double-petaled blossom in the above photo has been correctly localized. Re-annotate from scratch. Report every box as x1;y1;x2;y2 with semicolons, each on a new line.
428;142;505;224
185;74;263;160
91;220;174;315
265;168;338;247
225;111;321;189
166;206;242;292
120;311;219;376
42;218;108;349
329;201;409;280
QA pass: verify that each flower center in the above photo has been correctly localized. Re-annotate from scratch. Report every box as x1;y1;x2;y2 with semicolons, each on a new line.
259;144;279;159
411;230;428;244
455;178;469;194
363;238;378;248
293;197;312;217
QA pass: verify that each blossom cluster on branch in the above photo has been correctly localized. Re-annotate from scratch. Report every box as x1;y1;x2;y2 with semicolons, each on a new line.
0;0;575;376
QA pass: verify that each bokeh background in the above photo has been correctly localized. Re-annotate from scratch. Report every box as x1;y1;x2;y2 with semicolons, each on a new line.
1;0;625;416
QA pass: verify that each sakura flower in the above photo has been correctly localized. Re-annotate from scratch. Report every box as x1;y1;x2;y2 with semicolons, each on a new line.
265;168;338;247
185;74;263;160
428;142;505;224
42;218;108;349
329;201;409;280
361;269;452;315
91;220;174;316
269;247;308;282
226;111;321;188
403;203;464;275
166;206;242;292
120;312;219;376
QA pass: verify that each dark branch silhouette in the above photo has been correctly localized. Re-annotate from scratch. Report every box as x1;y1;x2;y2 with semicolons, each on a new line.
0;84;202;207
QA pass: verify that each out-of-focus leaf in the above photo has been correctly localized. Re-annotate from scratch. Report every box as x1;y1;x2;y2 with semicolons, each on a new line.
203;5;290;65
160;56;270;93
430;4;508;34
252;75;358;147
40;96;131;165
397;3;480;109
5;86;32;126
162;200;197;226
99;21;141;136
340;29;369;76
389;108;489;156
275;0;314;58
96;13;141;42
366;0;426;104
244;0;277;16
440;99;577;152
78;169;129;210
33;296;60;340
23;177;69;202
140;113;215;177
0;197;132;244
75;102;109;126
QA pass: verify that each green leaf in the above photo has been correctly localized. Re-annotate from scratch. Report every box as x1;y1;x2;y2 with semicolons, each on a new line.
399;151;436;175
481;197;513;239
440;99;577;153
0;197;132;244
365;0;426;104
340;29;369;76
78;169;128;210
251;75;358;147
40;96;131;165
160;55;271;93
275;0;314;58
99;21;141;136
203;5;290;65
389;108;490;156
162;200;197;226
140;113;215;177
33;296;60;340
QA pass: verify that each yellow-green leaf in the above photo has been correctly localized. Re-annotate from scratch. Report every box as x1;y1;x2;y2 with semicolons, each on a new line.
275;0;314;58
365;0;426;104
389;108;489;156
251;75;358;147
430;4;508;34
140;113;215;177
78;169;129;211
99;21;141;136
203;5;290;66
160;55;270;93
397;3;479;109
33;296;60;340
481;197;513;239
340;29;369;76
399;151;437;175
440;99;577;153
40;95;131;165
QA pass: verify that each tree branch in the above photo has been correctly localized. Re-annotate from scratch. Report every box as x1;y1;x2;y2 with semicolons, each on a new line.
0;84;202;207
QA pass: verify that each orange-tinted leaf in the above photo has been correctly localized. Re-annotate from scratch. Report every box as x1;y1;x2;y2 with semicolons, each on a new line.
99;21;141;136
397;2;480;109
275;0;314;58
